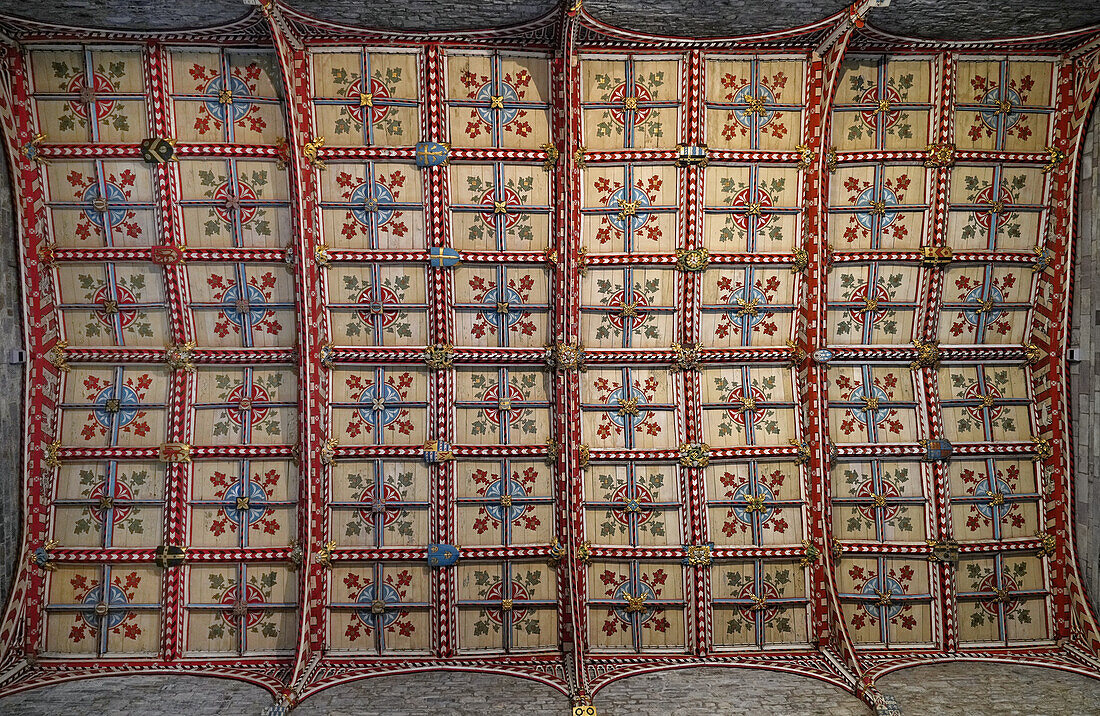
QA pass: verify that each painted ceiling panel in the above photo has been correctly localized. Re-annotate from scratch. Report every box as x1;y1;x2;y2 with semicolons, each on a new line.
0;1;1099;712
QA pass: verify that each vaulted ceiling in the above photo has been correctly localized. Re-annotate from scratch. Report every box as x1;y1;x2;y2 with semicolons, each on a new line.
0;1;1099;713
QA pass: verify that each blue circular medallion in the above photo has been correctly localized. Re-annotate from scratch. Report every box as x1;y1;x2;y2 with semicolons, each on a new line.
356;381;404;426
203;74;253;123
82;182;128;228
612;580;657;624
848;383;891;426
93;384;140;429
479;286;525;329
730;482;776;525
962;284;1005;326
475;81;520;125
355;581;402;627
855;185;900;231
484;478;529;523
80;583;129;629
732;83;777;128
974;476;1013;521
220;282;269;328
724;284;769;326
979;85;1023;131
605;185;652;233
604;384;648;428
222;480;269;527
350;181;396;228
861;575;904;620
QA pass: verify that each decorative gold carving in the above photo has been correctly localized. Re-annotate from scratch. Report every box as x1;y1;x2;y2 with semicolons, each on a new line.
165;341;196;372
926;539;960;565
670;342;701;372
320;437;339;466
786;340;807;366
683;544;713;567
792;246;808;272
579;443;590;470
799;540;820;568
541;142;560;171
46;340;69;372
678;442;710;468
577;540;592;565
910;340;941;369
1031;436;1052;462
316;540;336;569
44;440;60;469
622;590;648;613
303;136;326;169
923;143;956;168
795;144;814;171
548;342;585;372
159;443;191;463
1041;145;1065;174
675;247;709;272
1024;343;1043;366
424;343;454;370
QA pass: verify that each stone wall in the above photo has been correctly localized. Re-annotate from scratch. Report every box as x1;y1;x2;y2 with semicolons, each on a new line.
3;663;1100;715
0;138;23;616
1071;104;1100;608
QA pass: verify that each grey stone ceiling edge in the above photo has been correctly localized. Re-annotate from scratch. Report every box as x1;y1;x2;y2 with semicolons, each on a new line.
0;0;1098;41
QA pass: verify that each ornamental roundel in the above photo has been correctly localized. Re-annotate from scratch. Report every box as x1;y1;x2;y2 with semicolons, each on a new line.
217;580;267;628
479;285;527;331
219;281;271;330
67;71;116;120
854;185;901;231
475;79;521;125
202;74;253;124
846;383;892;427
220;480;270;528
973;474;1014;522
92;383;140;430
853;477;902;522
477;186;523;228
857;84;903;129
730;82;777;128
80;582;130;629
356;381;405;427
611;578;657;624
482;579;532;625
962;284;1006;326
479;381;527;426
355;283;401;329
81;182;129;228
860;574;906;620
972;183;1015;232
723;284;770;328
976;572;1021;615
349;181;397;228
730;481;776;524
728;186;775;231
736;579;783;623
846;282;891;328
355;580;403;628
212;179;259;224
605;185;653;233
723;384;768;427
343;76;392;124
223;382;272;427
603;382;652;429
978;85;1024;132
87;479;134;524
482;477;531;524
607;81;654;125
609;482;656;526
963;382;1004;422
91;283;138;330
467;274;538;339
606;288;651;331
355;482;403;526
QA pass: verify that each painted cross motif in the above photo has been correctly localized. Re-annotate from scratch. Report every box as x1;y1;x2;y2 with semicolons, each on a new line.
719;563;807;647
67;269;157;344
588;272;667;346
342;568;419;648
63;567;154;650
587;169;670;250
190;164;282;247
461;565;550;647
453;55;546;146
830;269;912;342
955;462;1036;538
335;268;421;343
200;370;290;442
75;369;157;444
184;55;273;140
834;171;917;247
453;167;549;251
950;170;1043;251
198;268;288;345
708;370;788;443
712;271;788;344
203;466;285;540
585;371;668;448
60;464;158;545
342;465;425;544
959;555;1044;641
586;60;673;147
589;466;677;543
323;53;414;143
844;559;926;644
836;59;929;149
832;369;910;440
710;171;798;250
41;51;140;141
834;463;923;541
463;463;547;541
343;370;417;443
331;168;417;248
462;270;543;345
461;370;547;443
592;564;678;651
709;61;799;149
713;465;794;541
60;166;150;245
206;569;287;647
958;62;1048;151
943;270;1020;341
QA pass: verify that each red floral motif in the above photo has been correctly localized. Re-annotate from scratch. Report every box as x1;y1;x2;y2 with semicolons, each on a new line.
459;66;534;140
958;464;1028;532
65;168;143;243
468;466;542;535
65;570;144;644
467;272;538;339
206;467;282;537
343;372;416;438
342;570;416;641
948;272;1016;338
718;468;789;537
188;62;269;136
833;372;905;437
966;72;1036;144
78;372;153;442
598;568;671;637
839;173;912;245
591;375;662;440
718;70;790;141
591;173;664;246
714;274;782;340
847;563;918;633
205;270;285;339
335;169;409;242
